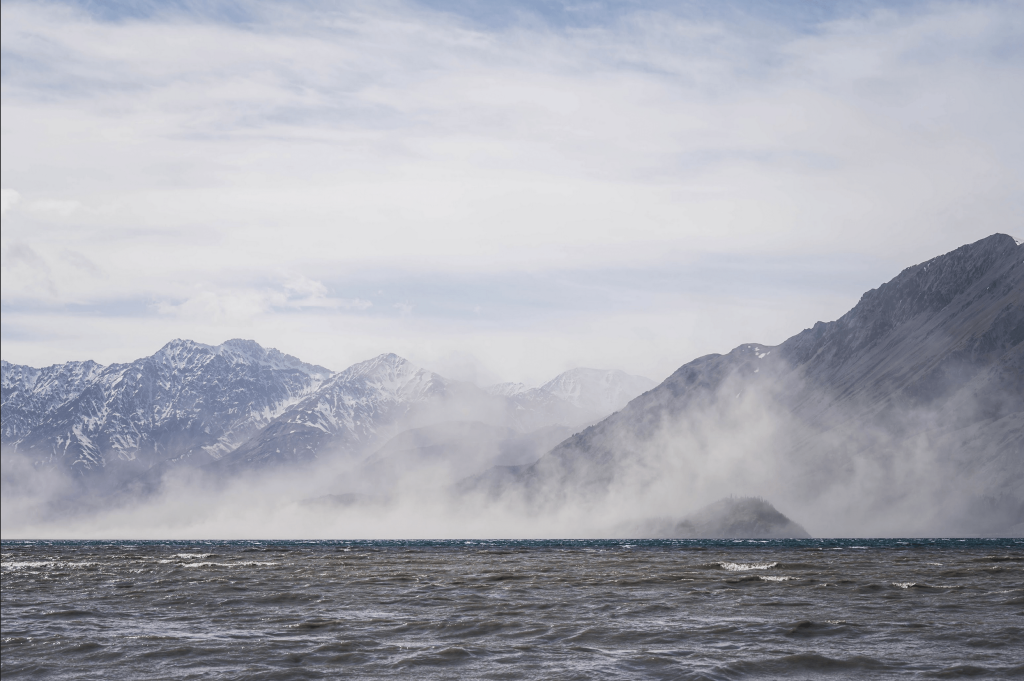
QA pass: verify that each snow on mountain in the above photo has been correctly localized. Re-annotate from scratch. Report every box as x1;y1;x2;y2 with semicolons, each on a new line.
218;353;476;468
4;339;331;473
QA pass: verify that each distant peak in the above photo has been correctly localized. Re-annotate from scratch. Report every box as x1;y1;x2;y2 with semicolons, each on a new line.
155;338;212;354
219;338;265;353
486;381;528;397
365;352;408;367
341;352;417;378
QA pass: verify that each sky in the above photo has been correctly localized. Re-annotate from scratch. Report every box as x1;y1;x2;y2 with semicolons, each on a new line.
1;0;1021;387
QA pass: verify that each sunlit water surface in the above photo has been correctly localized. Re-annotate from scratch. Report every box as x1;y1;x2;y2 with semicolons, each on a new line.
2;539;1022;679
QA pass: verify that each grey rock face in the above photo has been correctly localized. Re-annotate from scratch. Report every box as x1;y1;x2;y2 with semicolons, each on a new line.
471;234;1023;533
3;339;331;475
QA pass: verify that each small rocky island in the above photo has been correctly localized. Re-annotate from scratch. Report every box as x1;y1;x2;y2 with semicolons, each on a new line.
627;496;811;538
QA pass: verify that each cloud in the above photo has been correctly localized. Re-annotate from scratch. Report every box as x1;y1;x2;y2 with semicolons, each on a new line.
0;0;1021;377
153;276;374;325
156;289;272;324
283;276;372;310
0;189;20;215
28;199;81;217
0;241;57;297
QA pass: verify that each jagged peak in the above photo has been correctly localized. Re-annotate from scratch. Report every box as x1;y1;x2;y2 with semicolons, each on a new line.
1;357;105;380
154;338;213;355
149;338;331;376
216;339;332;375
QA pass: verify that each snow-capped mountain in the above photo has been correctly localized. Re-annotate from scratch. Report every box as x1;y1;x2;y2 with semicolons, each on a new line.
3;340;655;479
2;339;331;474
217;353;475;468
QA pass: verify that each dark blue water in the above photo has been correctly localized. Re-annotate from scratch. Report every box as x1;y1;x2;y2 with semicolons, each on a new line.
3;539;1022;679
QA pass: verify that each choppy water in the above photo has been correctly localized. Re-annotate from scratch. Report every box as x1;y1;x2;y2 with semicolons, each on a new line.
2;539;1022;680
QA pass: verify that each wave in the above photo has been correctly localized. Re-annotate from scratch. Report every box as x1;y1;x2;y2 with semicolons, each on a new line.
718;561;777;571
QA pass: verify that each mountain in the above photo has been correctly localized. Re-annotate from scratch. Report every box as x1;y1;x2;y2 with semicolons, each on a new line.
2;339;331;476
467;234;1024;535
487;369;656;431
215;353;480;468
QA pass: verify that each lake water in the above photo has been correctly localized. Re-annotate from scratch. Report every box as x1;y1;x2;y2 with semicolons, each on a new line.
2;539;1022;679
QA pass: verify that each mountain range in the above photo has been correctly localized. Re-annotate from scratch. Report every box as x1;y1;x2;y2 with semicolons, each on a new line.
1;343;654;482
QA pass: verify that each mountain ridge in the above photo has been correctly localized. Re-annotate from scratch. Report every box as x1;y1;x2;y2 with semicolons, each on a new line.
464;234;1023;534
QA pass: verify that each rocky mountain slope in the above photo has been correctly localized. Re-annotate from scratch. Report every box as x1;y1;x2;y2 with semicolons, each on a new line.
468;234;1023;535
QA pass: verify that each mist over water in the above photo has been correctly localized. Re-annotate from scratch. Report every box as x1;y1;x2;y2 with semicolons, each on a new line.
2;353;1018;540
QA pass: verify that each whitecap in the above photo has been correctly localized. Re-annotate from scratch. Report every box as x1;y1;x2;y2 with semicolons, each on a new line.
1;560;98;571
719;562;777;571
1;560;54;571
